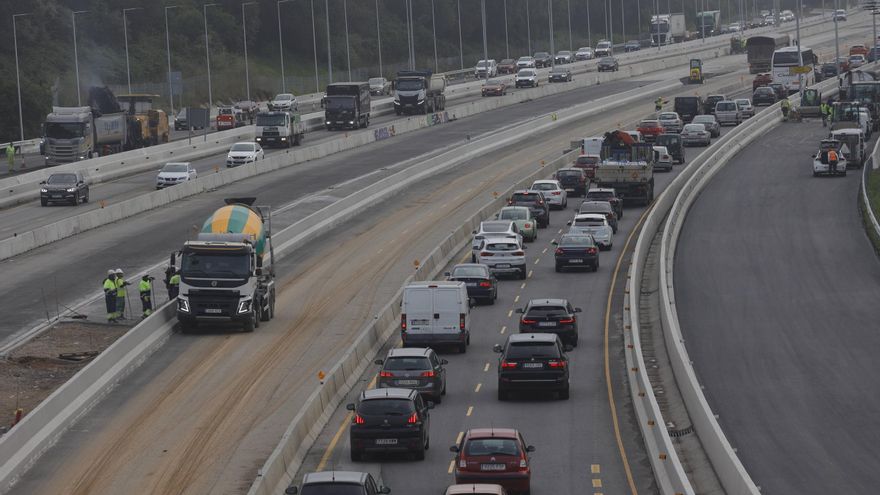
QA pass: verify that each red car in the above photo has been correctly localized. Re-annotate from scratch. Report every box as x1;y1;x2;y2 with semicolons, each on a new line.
636;120;664;143
452;428;535;495
573;154;600;178
497;58;518;74
752;72;772;91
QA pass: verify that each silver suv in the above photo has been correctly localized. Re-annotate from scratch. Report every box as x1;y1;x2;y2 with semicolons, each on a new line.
477;236;528;279
375;347;448;403
714;100;742;126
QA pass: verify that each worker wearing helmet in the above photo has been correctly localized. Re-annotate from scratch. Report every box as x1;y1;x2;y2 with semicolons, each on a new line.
780;98;791;120
139;274;154;318
103;270;118;322
655;97;664;113
115;269;130;320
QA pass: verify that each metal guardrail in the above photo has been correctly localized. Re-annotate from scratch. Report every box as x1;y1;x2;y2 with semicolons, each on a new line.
862;137;880;240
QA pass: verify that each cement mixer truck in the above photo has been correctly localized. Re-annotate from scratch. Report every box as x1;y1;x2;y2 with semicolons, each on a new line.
173;198;276;333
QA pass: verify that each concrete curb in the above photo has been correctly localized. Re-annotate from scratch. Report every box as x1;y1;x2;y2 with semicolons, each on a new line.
861;138;880;243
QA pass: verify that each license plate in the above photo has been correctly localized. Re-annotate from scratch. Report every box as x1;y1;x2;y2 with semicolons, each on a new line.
481;463;506;471
564;188;575;192
538;321;556;327
495;264;510;269
396;380;419;386
205;308;222;314
466;282;477;287
568;259;584;263
411;319;430;326
375;438;398;445
522;362;544;368
52;195;62;199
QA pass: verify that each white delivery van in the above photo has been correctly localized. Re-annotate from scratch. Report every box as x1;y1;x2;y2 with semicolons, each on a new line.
401;281;471;353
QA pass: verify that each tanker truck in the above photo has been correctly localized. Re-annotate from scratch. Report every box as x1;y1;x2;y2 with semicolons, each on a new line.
173;198;276;333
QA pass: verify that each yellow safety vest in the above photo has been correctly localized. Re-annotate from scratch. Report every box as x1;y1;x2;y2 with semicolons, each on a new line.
139;279;152;294
116;277;127;297
103;278;116;294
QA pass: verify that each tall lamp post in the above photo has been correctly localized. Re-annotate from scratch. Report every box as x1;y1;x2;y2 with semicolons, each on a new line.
548;0;555;67
325;0;333;82
277;0;293;93
164;6;178;117
457;0;464;69
122;7;143;94
204;3;218;114
12;12;31;144
72;10;87;106
432;0;438;72
242;2;257;102
376;0;384;77
481;0;489;81
343;0;351;80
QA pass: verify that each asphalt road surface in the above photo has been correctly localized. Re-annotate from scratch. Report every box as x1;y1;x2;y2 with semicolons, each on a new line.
675;122;880;494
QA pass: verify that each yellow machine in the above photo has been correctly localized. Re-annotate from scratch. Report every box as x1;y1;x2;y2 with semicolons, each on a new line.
116;94;170;146
689;58;704;84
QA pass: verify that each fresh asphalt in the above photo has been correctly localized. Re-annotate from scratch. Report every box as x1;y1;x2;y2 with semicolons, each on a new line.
674;122;880;493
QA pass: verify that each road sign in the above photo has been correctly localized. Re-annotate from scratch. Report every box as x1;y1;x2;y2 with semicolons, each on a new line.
789;66;813;75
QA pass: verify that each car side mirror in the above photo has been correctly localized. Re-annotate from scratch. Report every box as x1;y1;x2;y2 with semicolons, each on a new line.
426;401;435;409
443;271;451;277
526;445;536;453
574;307;582;313
285;487;299;495
551;240;558;245
374;359;384;365
379;487;391;494
566;221;572;226
440;359;448;365
564;344;574;352
472;230;477;234
515;308;524;314
345;403;356;411
493;344;503;353
40;181;46;185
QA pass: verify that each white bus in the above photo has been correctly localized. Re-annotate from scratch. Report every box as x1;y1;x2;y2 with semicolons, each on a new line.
771;45;817;94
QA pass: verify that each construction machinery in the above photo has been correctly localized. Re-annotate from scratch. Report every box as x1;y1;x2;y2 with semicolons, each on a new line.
116;93;170;145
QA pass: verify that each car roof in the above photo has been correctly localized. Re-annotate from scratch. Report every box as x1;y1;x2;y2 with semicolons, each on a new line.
407;281;465;289
512;190;541;195
302;471;368;485
387;347;433;358
532;179;559;185
653;145;669;152
465;427;519;439
232;141;255;146
481;220;514;227
361;387;417;400
526;298;568;306
445;484;507;495
831;128;862;135
557;167;583;172
164;162;191;166
507;333;559;344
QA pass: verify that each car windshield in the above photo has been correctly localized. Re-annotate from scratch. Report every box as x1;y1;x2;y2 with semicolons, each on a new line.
501;59;515;64
230;144;255;152
465;438;520;456
274;94;294;101
656;135;680;145
476;61;490;68
693;116;715;123
551;67;567;73
736;99;750;106
560;236;594;247
486;79;503;85
324;96;355;110
576;156;599;165
600;57;614;63
517;57;533;62
162;164;188;173
396;79;424;91
597;42;611;48
180;252;250;278
659;113;678;120
452;266;489;277
256;114;287;126
556;170;581;177
47;173;77;184
506;342;560;359
384;356;431;371
535;52;549;57
300;484;365;495
526;305;568;317
368;78;385;85
517;70;535;77
716;102;737;111
531;182;557;191
45;122;85;139
639;120;660;127
358;399;415;416
218;108;234;115
500;209;528;220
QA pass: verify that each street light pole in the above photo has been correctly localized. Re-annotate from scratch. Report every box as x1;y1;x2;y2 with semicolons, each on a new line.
432;0;438;72
548;0;555;67
72;10;87;106
164;6;178;117
504;0;510;59
277;0;292;93
527;0;532;54
122;7;143;94
325;0;333;83
567;0;572;51
481;0;489;81
242;2;257;102
311;0;319;92
204;3;217;114
586;0;592;47
457;0;464;69
376;0;384;77
12;12;30;144
343;0;351;80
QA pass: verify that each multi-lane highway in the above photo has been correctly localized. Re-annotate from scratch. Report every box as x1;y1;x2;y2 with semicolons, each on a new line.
675;122;880;494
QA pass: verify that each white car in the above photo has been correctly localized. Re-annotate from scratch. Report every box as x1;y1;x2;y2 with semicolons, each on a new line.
516;56;536;69
156;162;197;189
832;9;847;21
849;54;866;68
472;220;523;261
813;139;848;176
226;142;265;167
680;123;711;146
595;40;612;57
575;47;594;60
514;69;539;88
652;146;674;172
477;236;528;279
567;213;613;250
658;112;683;133
268;93;297;111
475;59;498;78
735;98;755;118
529;179;568;209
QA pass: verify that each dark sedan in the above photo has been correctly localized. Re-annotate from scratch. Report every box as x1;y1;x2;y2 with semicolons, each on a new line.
40;171;89;206
481;78;508;96
549;66;572;82
554;167;588;196
445;263;498;304
516;298;582;346
597;56;619;72
533;52;552;67
494;333;572;400
553;234;599;273
752;86;778;106
624;40;641;52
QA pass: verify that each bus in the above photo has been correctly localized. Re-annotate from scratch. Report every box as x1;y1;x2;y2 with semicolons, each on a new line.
746;34;791;73
771;45;817;94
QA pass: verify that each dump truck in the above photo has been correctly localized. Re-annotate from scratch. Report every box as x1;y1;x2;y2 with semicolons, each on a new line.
173;198;276;333
393;70;447;115
255;111;304;147
593;130;655;205
323;82;371;130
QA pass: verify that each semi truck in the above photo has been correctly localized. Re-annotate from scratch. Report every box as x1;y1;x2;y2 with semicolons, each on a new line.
324;82;371;130
174;198;276;333
255;111;304;147
393;70;447;115
592;130;655;205
650;14;686;45
696;10;722;36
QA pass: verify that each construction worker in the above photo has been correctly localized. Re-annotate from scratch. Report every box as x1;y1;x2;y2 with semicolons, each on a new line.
103;270;118;322
6;143;14;174
169;268;180;300
115;269;130;320
828;147;839;174
820;100;831;127
655;97;664;112
139;275;154;318
780;98;791;120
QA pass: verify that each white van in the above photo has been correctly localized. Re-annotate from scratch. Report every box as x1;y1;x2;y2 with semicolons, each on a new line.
401;281;471;352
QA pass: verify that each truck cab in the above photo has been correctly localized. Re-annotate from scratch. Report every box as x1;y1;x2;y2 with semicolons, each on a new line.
324;82;371;130
43;107;95;164
393;70;447;115
255;111;304;147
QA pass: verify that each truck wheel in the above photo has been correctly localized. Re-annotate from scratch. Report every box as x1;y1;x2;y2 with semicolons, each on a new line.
260;299;271;322
243;314;255;332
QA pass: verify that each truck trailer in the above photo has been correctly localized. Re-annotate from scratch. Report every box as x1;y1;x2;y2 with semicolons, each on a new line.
324;82;371;130
174;198;276;333
650;14;686;45
393;70;447;115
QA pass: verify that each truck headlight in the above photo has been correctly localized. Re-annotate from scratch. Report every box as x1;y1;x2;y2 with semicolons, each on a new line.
41;188;48;193
280;137;287;141
67;187;77;193
178;298;190;313
238;300;251;314
256;137;262;142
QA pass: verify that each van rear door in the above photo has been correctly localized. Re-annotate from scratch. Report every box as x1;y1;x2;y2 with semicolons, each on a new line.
433;287;464;334
404;287;434;335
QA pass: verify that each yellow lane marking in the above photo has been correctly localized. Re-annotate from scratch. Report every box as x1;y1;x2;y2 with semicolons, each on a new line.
604;204;654;495
456;431;464;444
466;406;474;416
483;363;490;372
448;459;456;474
474;383;482;393
316;411;353;471
591;464;601;474
592;479;603;488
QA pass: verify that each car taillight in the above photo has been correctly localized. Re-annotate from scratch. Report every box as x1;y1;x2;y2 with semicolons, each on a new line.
551;191;561;195
421;370;435;377
555;248;564;255
508;200;513;205
407;412;419;424
481;252;494;257
513;251;525;256
524;223;531;228
460;313;466;330
519;458;529;470
538;200;544;204
548;360;567;368
587;247;598;254
479;281;492;287
401;314;407;330
521;318;537;324
501;360;518;369
559;318;575;324
354;414;365;424
380;371;394;377
606;213;614;219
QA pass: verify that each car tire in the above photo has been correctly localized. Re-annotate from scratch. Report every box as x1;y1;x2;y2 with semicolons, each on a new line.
555;264;561;273
41;198;48;207
243;314;255;333
73;193;80;206
519;268;527;280
593;261;599;272
83;192;89;203
458;342;467;354
442;383;447;396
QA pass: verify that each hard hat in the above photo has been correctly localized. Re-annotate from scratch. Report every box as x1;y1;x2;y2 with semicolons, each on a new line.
108;269;115;275
115;269;124;274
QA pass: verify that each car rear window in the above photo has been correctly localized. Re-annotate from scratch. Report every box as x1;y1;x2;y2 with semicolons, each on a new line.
465;438;520;456
556;170;582;177
511;193;540;203
481;222;512;233
579;204;611;214
656;135;681;146
639;120;660;127
574;218;604;226
531;183;556;191
384;357;432;371
486;242;520;251
716;102;736;111
300;484;365;495
358;399;415;415
526;305;568;317
506;342;560;359
452;266;488;278
575;156;599;166
560;236;595;247
47;174;77;184
587;191;614;200
499;209;528;220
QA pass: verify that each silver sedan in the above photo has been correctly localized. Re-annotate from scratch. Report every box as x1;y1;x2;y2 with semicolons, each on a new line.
692;115;721;137
681;123;711;146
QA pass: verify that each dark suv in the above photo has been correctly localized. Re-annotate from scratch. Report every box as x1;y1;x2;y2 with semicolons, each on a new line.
656;134;685;164
375;347;448;403
508;190;550;228
40;171;89;206
494;333;572;400
553;234;599;272
578;200;618;233
516;298;582;346
704;95;726;116
554;167;589;196
286;471;390;495
533;52;552;68
585;188;623;219
347;388;433;461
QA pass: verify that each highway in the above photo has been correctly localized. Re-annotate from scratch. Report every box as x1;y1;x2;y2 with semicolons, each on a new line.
675;122;880;494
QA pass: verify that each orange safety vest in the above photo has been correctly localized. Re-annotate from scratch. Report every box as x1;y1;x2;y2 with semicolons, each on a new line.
828;150;839;162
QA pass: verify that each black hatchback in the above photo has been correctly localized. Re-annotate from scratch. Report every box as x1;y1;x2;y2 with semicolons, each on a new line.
554;167;589;196
347;388;433;461
445;263;497;304
656;134;685;164
516;298;582;346
508;190;550;228
494;333;572;400
752;86;778;106
553;234;599;272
